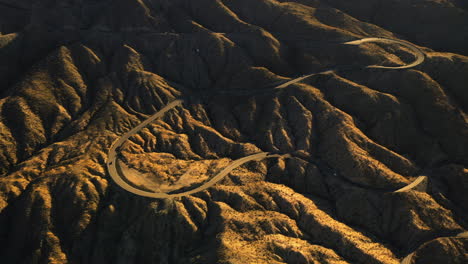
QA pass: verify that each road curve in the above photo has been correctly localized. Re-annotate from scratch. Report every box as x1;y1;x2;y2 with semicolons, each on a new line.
107;37;426;198
106;99;184;197
344;37;425;69
394;176;428;193
110;150;289;198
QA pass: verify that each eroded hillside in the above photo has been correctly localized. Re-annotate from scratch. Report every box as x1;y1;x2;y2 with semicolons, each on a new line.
0;0;467;263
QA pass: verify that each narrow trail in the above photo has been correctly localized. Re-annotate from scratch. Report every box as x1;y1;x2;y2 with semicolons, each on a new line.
107;37;426;199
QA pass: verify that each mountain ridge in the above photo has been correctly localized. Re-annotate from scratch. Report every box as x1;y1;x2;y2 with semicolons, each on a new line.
0;0;467;263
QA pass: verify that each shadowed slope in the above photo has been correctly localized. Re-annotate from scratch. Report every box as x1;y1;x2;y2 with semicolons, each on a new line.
0;0;466;264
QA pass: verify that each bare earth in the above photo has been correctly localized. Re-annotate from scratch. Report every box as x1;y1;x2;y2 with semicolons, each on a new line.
0;0;467;263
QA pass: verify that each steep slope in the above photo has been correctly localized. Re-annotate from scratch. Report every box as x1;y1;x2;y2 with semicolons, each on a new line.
322;0;468;55
0;0;467;263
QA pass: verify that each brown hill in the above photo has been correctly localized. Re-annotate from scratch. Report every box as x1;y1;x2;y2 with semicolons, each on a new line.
0;0;467;263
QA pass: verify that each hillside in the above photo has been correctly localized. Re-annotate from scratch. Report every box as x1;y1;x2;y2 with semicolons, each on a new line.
0;0;467;263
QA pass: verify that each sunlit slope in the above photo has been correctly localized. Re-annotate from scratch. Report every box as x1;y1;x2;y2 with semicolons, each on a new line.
0;0;467;263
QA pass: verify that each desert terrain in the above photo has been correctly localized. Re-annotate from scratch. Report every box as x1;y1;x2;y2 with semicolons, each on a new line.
0;0;467;263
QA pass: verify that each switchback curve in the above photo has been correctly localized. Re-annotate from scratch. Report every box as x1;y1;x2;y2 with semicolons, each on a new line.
344;37;425;69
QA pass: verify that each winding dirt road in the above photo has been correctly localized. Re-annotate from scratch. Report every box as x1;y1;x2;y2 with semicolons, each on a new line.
107;37;426;199
219;37;425;96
